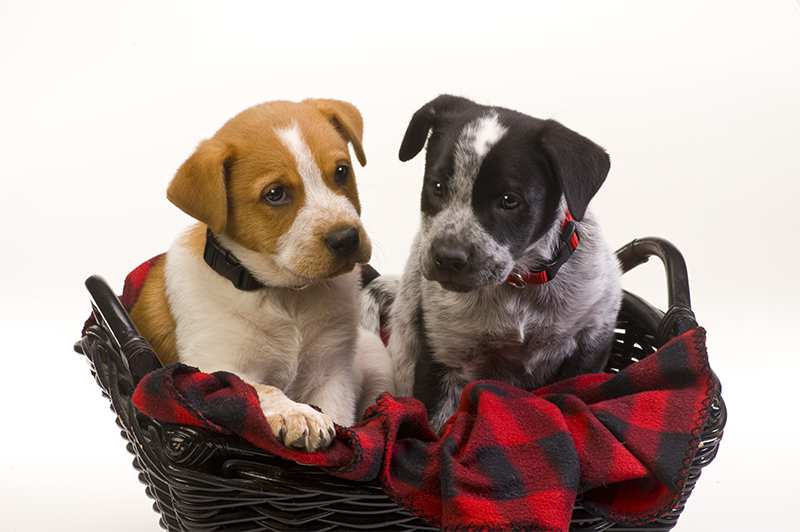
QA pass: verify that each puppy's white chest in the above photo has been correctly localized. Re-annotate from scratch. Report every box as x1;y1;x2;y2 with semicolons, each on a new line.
232;298;305;386
164;236;355;388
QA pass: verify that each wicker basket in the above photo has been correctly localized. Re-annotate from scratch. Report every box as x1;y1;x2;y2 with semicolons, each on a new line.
75;237;725;531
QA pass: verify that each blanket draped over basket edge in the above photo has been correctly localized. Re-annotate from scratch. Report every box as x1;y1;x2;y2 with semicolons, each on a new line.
109;256;716;532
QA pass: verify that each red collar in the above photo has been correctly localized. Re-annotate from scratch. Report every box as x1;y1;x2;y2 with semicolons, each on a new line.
505;211;580;288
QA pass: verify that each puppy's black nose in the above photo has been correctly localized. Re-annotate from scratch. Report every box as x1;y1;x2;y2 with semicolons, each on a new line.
325;227;360;257
433;244;469;273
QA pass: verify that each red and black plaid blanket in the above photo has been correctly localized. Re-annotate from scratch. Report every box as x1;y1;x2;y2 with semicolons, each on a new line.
132;325;715;531
106;257;716;530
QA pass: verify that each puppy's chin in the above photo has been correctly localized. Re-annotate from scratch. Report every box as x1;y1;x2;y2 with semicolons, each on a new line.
434;279;475;293
287;254;367;283
422;269;482;293
287;263;347;284
424;265;515;293
325;261;358;279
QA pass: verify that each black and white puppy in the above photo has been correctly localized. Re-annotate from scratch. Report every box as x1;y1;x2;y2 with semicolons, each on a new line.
369;95;622;430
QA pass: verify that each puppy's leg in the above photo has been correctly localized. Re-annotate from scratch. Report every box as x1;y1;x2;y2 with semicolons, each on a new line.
354;327;396;418
303;366;358;428
555;325;616;381
252;383;336;451
360;275;399;335
384;262;426;397
387;336;411;396
428;372;464;432
298;330;395;426
191;361;335;451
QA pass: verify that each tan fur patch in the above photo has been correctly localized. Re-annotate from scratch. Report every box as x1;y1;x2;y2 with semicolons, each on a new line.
216;101;364;257
129;256;178;365
143;99;370;361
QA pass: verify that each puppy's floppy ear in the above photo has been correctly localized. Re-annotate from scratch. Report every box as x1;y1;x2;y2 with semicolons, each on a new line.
167;138;232;234
398;94;474;162
304;98;367;166
539;120;610;221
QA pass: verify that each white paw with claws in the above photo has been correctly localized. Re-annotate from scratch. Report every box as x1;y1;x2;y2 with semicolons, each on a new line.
254;385;336;451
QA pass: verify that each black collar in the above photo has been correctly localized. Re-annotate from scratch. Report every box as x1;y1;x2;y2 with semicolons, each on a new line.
203;229;265;291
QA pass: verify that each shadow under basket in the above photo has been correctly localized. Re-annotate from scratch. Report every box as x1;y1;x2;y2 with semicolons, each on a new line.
75;237;726;531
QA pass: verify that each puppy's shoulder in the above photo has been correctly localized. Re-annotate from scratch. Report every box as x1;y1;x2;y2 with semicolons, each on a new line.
129;255;178;365
165;224;243;310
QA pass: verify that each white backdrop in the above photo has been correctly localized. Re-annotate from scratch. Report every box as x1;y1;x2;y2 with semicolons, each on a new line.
1;1;798;530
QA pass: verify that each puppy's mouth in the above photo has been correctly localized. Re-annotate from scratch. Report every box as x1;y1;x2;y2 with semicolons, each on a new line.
279;232;371;284
325;243;371;278
423;262;511;293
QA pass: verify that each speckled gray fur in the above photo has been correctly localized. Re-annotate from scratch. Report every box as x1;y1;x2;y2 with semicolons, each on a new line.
366;111;622;431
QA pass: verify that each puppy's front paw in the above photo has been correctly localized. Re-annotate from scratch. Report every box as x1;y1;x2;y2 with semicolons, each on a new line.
261;400;336;451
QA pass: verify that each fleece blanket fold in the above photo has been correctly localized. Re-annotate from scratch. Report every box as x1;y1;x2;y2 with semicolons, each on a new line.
131;327;714;531
98;257;715;530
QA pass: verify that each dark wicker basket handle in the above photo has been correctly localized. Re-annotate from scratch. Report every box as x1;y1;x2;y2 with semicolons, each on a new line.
85;275;162;383
616;237;698;341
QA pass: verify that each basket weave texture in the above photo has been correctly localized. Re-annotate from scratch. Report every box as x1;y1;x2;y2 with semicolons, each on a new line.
76;237;725;531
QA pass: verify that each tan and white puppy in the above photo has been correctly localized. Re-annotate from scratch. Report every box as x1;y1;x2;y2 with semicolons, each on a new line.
130;99;395;451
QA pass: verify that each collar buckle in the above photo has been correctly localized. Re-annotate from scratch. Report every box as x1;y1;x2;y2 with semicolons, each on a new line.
506;272;527;289
504;210;580;288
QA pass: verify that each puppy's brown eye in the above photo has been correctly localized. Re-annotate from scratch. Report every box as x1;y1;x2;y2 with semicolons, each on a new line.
334;164;350;185
432;181;445;197
263;185;289;205
499;193;521;210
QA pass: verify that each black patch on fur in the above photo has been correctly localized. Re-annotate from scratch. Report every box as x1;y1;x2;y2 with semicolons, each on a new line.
555;335;614;382
538;119;611;221
399;95;475;163
364;273;397;328
412;307;450;417
398;94;610;256
360;264;381;287
398;95;617;430
419;100;484;218
471;111;562;254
